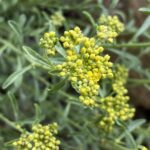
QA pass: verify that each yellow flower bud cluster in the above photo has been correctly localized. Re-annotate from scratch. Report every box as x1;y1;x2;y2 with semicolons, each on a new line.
40;31;58;55
99;15;124;33
51;11;65;27
97;15;124;43
12;122;60;150
99;65;135;131
55;27;113;107
60;26;83;49
97;25;118;43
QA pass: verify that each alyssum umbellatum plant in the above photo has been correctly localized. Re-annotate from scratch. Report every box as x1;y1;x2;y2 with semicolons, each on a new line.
40;15;134;130
12;122;60;150
10;14;147;150
40;14;135;131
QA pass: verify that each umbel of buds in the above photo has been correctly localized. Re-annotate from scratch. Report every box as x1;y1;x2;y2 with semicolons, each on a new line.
99;65;135;131
97;15;124;43
12;123;60;150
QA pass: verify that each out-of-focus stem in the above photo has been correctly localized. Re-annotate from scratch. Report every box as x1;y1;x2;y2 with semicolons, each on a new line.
102;42;150;49
0;113;24;133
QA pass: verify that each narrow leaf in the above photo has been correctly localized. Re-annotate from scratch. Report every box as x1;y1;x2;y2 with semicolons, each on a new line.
116;120;138;149
82;11;96;28
131;16;150;41
23;46;51;70
118;119;146;140
7;91;19;120
49;78;67;93
63;103;71;119
34;103;42;124
55;43;66;57
8;20;22;42
139;7;150;14
2;65;32;89
109;48;140;69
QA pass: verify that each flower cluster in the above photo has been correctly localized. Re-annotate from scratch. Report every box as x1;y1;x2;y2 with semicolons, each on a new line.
55;27;113;107
39;16;134;117
51;11;65;27
97;15;124;43
40;31;58;55
60;26;83;49
99;65;135;131
12;123;60;150
97;25;118;43
99;15;124;33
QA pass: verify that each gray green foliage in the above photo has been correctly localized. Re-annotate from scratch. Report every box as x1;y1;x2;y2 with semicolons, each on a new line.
0;0;150;150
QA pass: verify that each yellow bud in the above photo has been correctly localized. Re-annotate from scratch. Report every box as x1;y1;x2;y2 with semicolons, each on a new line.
63;42;69;48
66;50;73;56
60;72;66;76
60;36;65;42
80;88;87;95
90;54;95;59
76;59;83;66
81;47;86;53
108;38;113;43
87;71;93;77
70;77;77;82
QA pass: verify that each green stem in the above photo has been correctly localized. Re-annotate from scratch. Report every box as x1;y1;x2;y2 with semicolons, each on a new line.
58;90;80;103
0;113;24;133
128;78;150;84
102;42;150;49
0;38;21;54
31;73;81;105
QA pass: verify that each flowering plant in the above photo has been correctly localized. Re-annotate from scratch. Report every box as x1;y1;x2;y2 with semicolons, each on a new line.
0;1;150;150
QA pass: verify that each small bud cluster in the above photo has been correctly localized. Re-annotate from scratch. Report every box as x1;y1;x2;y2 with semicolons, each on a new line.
40;32;58;55
99;65;135;131
12;123;60;150
56;27;113;106
97;15;124;43
97;25;118;43
51;11;65;27
60;27;83;49
99;15;124;33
